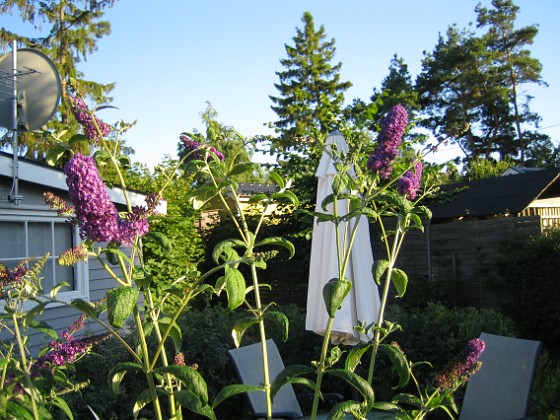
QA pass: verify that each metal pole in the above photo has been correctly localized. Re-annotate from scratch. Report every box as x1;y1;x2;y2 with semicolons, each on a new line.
11;40;22;205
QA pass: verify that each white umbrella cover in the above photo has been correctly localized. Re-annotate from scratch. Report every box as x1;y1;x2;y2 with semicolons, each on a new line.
305;131;381;345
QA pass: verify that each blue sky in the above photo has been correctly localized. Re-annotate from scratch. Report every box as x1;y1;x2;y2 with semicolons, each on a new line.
2;0;559;168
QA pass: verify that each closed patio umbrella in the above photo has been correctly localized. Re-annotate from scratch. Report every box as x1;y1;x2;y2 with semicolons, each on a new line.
305;131;381;345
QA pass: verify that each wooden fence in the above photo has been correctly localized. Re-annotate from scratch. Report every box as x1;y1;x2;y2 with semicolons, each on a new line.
371;216;543;309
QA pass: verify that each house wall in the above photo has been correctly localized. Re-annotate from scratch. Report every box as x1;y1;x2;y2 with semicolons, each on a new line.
370;216;542;310
1;178;139;355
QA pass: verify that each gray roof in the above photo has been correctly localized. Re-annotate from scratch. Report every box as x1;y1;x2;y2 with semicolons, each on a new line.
237;183;277;195
429;168;560;220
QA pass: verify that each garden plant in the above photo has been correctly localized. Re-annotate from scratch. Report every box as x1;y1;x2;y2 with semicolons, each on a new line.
0;89;486;420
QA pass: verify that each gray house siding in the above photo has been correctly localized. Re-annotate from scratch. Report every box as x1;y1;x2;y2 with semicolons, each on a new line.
1;153;151;355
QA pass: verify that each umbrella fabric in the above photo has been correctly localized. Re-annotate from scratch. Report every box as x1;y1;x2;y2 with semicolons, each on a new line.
305;131;381;345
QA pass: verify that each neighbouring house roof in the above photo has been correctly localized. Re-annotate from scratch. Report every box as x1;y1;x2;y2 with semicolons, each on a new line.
429;168;560;220
236;183;277;196
0;151;165;212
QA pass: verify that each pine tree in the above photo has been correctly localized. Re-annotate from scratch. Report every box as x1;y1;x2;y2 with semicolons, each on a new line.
0;0;116;159
416;0;551;165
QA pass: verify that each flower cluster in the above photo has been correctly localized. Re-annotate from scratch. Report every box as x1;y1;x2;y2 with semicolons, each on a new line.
64;153;121;243
69;95;111;140
398;161;423;200
43;192;75;217
0;262;29;297
63;153;152;245
434;338;485;389
34;333;108;369
58;244;89;266
180;134;225;161
367;104;408;179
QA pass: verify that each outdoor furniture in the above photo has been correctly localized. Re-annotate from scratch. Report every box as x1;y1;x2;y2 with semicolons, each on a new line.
459;332;542;420
228;339;342;419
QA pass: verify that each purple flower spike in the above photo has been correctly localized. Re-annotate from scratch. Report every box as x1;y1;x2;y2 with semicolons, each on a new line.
64;154;121;243
180;135;225;161
70;96;111;140
398;161;423;200
367;104;408;178
435;338;486;389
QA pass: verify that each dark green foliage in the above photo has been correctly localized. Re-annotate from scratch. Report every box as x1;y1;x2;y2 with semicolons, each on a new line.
416;0;551;165
499;227;560;349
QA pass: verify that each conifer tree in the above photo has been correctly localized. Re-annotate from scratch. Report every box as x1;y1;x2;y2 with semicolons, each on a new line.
269;11;351;180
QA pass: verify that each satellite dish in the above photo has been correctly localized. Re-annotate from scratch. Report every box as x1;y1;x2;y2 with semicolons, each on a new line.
0;48;62;131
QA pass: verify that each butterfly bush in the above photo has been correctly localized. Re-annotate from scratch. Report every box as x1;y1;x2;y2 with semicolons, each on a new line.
63;153;155;245
180;134;225;161
69;95;111;140
367;104;408;178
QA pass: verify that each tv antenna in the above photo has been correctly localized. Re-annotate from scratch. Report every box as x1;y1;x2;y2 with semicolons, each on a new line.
0;41;62;205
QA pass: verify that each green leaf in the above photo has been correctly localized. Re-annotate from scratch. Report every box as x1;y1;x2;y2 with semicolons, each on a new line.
327;369;375;405
71;299;99;319
155;365;209;404
373;259;390;286
270;365;315;399
230;162;257;176
6;400;35;420
132;388;153;420
268;171;285;189
118;155;131;170
381;343;410;389
174;389;216;419
212;239;245;263
264;311;289;342
327;400;366;420
345;343;371;372
271;191;299;207
108;362;143;395
391;268;408;298
132;266;152;290
106;287;140;328
45;145;69;166
100;247;132;265
225;267;246;310
248;193;269;204
27;320;58;340
392;392;421;407
50;282;70;298
24;301;49;325
323;278;352;317
254;237;295;259
231;316;259;348
212;384;263;408
52;396;74;419
158;317;182;352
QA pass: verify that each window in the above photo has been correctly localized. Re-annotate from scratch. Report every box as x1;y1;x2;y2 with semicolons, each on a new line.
0;208;89;302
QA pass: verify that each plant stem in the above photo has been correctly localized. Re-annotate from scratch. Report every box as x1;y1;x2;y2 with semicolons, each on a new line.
311;316;335;419
12;313;40;419
367;217;402;386
133;307;163;420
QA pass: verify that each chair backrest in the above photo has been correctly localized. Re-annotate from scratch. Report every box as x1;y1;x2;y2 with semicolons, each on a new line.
228;339;304;418
459;332;542;420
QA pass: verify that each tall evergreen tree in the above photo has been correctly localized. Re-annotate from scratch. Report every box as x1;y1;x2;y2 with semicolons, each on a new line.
0;0;116;159
269;12;351;161
269;12;351;202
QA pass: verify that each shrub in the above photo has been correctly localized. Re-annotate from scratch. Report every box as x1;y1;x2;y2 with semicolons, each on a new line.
499;227;560;348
